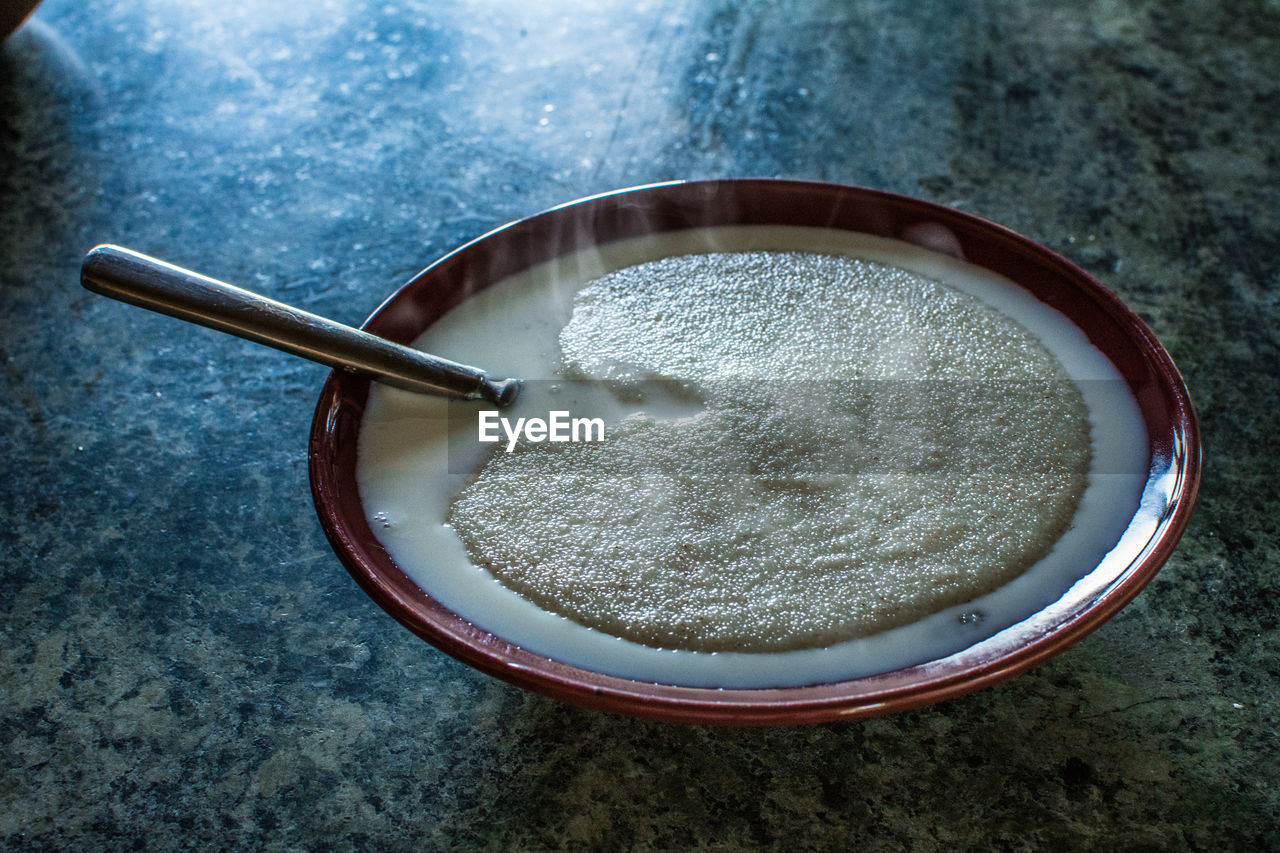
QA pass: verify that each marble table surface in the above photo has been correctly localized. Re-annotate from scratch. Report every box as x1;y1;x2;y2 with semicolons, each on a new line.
2;0;1276;848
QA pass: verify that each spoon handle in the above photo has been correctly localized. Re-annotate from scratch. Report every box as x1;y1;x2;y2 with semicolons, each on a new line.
81;245;519;406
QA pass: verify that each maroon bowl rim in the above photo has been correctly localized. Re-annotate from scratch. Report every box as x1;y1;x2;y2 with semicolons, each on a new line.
308;178;1201;725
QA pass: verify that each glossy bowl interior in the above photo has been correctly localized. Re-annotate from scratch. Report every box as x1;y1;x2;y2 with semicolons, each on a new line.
308;179;1200;725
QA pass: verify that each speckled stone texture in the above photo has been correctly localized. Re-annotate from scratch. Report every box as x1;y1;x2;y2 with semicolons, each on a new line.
1;0;1276;849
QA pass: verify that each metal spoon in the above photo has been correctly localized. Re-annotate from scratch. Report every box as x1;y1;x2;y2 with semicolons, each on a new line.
81;245;521;406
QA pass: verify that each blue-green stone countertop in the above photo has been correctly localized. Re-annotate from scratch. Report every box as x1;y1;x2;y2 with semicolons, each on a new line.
2;0;1276;848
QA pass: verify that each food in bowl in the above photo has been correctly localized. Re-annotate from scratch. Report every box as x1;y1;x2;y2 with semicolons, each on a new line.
310;180;1198;723
355;225;1146;688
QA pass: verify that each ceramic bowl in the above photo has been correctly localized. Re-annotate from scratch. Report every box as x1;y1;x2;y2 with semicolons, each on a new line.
308;179;1200;725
